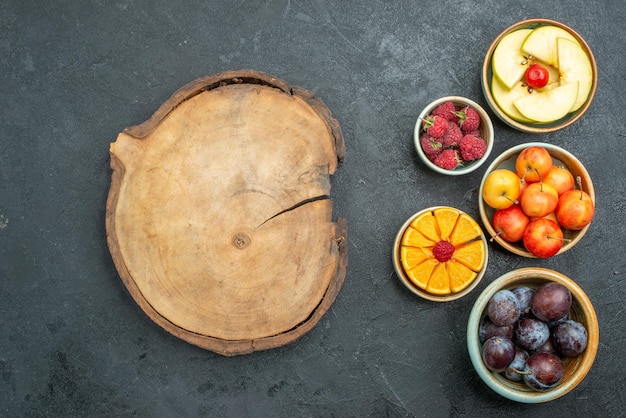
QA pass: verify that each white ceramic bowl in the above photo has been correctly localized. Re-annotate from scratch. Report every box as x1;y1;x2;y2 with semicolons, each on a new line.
414;96;494;175
482;18;597;133
467;267;599;403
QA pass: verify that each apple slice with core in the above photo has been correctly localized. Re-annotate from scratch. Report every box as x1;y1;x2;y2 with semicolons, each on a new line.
490;75;535;123
521;25;577;67
557;37;593;112
492;28;533;89
513;82;579;123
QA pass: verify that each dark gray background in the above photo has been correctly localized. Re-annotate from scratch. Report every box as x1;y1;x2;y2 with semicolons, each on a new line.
2;1;625;416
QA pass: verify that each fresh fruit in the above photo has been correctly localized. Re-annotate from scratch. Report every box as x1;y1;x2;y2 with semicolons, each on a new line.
487;289;521;327
482;337;516;372
433;240;455;262
515;317;550;351
433;149;461;170
399;209;485;295
490;76;535;123
422;115;448;138
490;24;593;125
491;205;529;243
521;25;578;67
481;283;590;391
419;101;489;169
555;188;594;230
503;347;529;382
531;282;572;322
557;37;593;112
515;146;553;183
513;81;579;123
441;120;463;148
419;133;443;158
459;135;487;161
553;320;588;357
431;100;458;122
525;63;550;89
479;316;514;344
491;28;533;89
522;352;564;391
522;218;563;258
482;169;521;209
455;106;481;132
520;182;559;218
512;286;534;316
544;165;575;195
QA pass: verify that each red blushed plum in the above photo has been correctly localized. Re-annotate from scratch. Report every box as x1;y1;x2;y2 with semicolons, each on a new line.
491;205;529;242
555;189;594;230
522;218;563;258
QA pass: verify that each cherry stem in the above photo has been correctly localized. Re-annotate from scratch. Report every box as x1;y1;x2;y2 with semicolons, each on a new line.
501;194;519;205
511;367;532;376
576;176;584;199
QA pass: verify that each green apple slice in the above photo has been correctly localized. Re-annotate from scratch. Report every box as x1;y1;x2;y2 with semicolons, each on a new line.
492;28;533;89
513;82;579;123
558;37;593;112
522;25;577;67
490;75;535;123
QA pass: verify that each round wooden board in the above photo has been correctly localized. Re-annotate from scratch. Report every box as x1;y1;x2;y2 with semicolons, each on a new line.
106;70;347;356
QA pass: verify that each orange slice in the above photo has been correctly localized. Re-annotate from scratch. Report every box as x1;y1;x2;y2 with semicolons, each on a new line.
410;211;439;242
401;226;436;248
453;240;486;272
398;208;486;297
449;213;483;246
406;258;438;290
433;207;460;241
447;261;478;293
426;263;450;295
401;246;433;273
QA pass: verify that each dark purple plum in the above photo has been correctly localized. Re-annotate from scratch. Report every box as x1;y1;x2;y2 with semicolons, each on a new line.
515;317;550;351
547;312;570;330
553;320;588;357
522;352;564;391
502;346;529;382
479;316;514;344
531;282;572;322
534;336;556;355
512;286;534;316
482;336;516;372
488;289;521;326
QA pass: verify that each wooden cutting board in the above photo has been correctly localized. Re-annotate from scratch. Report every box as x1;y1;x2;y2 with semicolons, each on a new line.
106;70;347;356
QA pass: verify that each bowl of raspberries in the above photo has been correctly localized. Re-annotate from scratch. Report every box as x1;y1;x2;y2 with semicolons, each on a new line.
414;96;494;175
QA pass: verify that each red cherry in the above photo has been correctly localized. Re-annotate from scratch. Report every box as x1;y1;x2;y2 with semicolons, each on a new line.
525;64;550;89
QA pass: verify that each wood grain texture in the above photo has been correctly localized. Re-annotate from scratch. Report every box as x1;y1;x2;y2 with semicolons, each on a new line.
106;70;347;356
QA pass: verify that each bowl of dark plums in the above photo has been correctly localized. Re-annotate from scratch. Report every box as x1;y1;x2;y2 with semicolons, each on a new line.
466;267;599;403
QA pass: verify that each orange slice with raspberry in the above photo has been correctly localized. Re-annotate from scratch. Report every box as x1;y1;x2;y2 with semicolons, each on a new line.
399;207;486;297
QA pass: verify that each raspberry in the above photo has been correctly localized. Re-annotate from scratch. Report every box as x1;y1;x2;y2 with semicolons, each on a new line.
433;240;455;262
431;101;458;122
456;106;481;132
433;148;462;170
441;120;463;148
420;133;443;157
459;135;487;161
464;130;482;138
422;115;448;138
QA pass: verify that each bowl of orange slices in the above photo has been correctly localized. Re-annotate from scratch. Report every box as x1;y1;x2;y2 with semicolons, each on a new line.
392;206;489;301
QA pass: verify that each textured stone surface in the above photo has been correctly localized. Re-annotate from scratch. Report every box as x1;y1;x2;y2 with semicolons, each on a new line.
1;1;625;416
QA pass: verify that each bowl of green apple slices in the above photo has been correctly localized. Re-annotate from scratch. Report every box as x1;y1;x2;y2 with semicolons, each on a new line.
482;18;598;133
